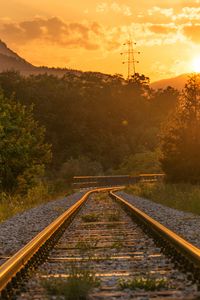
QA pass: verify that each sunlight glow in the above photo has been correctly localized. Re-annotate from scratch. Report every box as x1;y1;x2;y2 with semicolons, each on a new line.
191;57;200;73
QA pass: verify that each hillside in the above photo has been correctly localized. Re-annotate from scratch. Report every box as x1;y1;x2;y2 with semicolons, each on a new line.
0;40;22;58
0;39;82;77
150;74;191;90
0;40;36;74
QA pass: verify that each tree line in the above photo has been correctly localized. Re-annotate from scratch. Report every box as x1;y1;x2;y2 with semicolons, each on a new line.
1;69;199;194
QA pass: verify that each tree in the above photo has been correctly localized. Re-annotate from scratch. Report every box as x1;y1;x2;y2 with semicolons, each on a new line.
160;74;200;183
59;156;103;180
131;72;150;86
0;91;52;193
117;149;161;175
0;70;178;173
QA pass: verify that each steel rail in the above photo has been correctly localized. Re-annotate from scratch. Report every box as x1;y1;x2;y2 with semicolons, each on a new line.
110;191;200;268
0;187;123;293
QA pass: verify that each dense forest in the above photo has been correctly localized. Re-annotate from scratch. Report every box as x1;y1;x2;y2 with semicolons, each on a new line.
0;71;179;190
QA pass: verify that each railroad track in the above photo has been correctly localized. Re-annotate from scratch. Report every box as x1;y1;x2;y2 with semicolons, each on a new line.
1;188;200;299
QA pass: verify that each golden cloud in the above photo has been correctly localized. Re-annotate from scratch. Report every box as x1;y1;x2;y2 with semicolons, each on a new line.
96;2;132;16
0;16;193;53
0;16;128;53
0;17;102;50
147;5;200;23
148;7;174;18
183;24;200;43
149;24;177;34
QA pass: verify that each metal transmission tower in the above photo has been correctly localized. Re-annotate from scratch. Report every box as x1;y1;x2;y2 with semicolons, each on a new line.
120;39;140;80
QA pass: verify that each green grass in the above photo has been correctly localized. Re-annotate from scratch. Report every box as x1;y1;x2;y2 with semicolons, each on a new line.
42;269;99;300
126;182;200;215
118;277;168;291
0;183;73;223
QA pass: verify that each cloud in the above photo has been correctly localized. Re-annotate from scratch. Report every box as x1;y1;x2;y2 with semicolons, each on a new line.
96;2;132;16
0;16;193;54
0;17;103;50
139;5;200;46
130;21;200;47
173;7;200;21
125;22;184;47
149;24;177;35
148;7;174;18
147;5;200;22
183;24;200;43
0;17;128;53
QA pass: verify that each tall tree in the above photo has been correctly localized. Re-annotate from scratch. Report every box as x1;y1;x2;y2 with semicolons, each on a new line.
160;74;200;182
0;91;52;193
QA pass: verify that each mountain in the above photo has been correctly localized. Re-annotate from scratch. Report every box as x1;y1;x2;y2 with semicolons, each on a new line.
150;74;193;90
0;40;36;74
0;40;22;58
0;40;82;77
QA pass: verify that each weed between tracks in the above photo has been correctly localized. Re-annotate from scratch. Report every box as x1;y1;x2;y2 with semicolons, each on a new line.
111;241;123;250
118;276;168;291
42;268;100;300
107;211;120;222
76;240;98;252
81;213;99;222
76;240;98;259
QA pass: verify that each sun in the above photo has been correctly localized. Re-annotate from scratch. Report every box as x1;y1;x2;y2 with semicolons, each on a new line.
191;57;200;73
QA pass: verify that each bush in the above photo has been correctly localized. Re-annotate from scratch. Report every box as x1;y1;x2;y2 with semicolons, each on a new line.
0;183;51;222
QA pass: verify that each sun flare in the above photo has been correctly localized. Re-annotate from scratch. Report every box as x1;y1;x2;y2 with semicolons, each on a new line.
191;57;200;73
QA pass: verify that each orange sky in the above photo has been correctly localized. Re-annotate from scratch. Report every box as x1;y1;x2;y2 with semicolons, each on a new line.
1;0;200;81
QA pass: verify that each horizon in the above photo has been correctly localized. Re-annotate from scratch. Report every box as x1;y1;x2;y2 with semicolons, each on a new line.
1;1;200;81
1;36;199;84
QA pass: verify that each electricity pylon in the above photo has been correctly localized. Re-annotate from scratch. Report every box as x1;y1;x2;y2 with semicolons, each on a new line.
120;38;140;80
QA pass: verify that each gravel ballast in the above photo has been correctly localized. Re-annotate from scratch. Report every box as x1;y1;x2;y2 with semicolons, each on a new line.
1;189;200;266
116;191;200;248
0;191;86;261
18;193;199;300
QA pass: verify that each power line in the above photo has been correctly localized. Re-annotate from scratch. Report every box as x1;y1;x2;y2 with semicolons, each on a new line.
120;38;140;80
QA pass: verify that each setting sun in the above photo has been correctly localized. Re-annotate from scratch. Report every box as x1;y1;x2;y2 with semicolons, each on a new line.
191;57;200;73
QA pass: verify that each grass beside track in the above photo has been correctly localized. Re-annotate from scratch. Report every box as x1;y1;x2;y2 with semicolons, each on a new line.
126;182;200;216
0;183;73;223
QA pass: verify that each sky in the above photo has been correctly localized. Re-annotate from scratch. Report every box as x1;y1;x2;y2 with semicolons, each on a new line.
1;0;200;81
